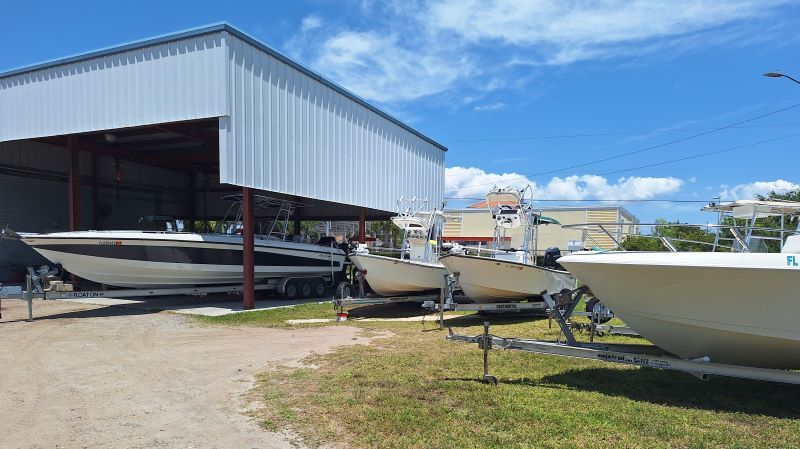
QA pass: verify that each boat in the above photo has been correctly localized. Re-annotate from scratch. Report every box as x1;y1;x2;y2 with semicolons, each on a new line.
10;195;347;289
349;198;449;296
439;187;574;303
559;200;800;369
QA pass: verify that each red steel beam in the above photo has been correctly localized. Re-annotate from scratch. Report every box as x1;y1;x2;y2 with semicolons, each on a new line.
358;207;366;244
68;138;80;231
242;187;255;310
153;123;219;148
35;136;194;173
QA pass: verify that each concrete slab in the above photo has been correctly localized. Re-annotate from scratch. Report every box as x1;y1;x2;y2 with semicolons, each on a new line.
59;294;331;317
285;314;462;324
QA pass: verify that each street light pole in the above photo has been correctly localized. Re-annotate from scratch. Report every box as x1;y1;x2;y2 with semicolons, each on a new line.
763;71;800;86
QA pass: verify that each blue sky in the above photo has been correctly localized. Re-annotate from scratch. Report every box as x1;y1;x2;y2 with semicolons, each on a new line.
3;0;800;224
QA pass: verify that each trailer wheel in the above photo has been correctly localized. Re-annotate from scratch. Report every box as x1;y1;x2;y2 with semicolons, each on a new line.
300;281;313;299
585;297;612;324
312;279;326;297
335;281;352;299
283;281;300;300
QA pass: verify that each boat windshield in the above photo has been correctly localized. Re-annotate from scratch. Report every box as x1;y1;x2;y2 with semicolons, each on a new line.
138;215;187;232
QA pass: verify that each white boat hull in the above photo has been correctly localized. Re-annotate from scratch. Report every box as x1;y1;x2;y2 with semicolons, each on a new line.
349;253;449;296
559;251;800;369
21;231;345;288
439;254;575;303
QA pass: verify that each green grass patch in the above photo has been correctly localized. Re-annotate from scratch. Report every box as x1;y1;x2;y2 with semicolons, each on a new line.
202;304;800;449
193;301;337;327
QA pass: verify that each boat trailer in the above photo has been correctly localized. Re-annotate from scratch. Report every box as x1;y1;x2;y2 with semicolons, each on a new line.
448;289;800;385
333;270;449;322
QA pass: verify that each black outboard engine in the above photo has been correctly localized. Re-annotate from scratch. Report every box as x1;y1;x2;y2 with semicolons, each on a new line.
543;247;562;268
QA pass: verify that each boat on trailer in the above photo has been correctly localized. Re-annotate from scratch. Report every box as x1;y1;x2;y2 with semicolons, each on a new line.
349;198;449;296
559;200;800;369
12;195;347;290
439;187;574;303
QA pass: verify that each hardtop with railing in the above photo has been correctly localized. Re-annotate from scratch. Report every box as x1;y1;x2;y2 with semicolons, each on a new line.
564;200;800;253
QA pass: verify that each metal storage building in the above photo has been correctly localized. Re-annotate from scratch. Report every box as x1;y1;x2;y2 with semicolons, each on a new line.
0;23;447;307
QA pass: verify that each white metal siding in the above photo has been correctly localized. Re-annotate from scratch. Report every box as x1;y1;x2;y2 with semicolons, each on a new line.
0;33;227;142
220;34;445;213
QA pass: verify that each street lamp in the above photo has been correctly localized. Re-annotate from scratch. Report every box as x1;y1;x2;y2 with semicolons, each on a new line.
763;71;800;85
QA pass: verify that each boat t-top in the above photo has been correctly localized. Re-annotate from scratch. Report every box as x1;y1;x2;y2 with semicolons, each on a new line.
10;195;347;291
559;199;800;369
439;186;575;303
348;197;450;296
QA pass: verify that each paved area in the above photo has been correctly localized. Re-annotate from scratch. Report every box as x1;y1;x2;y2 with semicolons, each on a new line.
0;300;372;448
52;294;329;316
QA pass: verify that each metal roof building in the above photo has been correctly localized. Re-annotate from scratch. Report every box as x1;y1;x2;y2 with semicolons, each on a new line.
0;24;447;305
0;23;446;216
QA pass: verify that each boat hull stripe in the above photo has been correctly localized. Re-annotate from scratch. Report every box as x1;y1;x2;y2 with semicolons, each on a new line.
33;244;340;268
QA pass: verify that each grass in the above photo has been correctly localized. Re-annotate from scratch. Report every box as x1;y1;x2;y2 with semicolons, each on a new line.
193;301;337;327
197;303;800;449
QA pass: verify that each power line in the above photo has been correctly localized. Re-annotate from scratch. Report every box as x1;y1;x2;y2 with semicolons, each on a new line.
444;102;800;191
445;132;800;200
442;122;800;143
598;132;800;177
444;197;713;202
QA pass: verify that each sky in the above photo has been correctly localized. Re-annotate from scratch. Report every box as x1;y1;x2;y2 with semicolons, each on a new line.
3;0;800;224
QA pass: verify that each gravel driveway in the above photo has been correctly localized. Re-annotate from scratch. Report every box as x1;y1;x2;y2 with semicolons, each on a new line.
0;299;367;448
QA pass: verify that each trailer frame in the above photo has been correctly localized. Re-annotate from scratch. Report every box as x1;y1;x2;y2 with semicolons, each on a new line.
447;291;800;385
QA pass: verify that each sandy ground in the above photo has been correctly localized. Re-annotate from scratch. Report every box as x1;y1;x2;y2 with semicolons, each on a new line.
0;299;370;449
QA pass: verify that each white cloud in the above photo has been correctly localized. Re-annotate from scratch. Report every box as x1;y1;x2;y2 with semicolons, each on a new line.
301;15;323;32
312;31;472;102
289;1;788;102
472;102;506;112
424;0;786;64
720;179;800;199
445;166;683;200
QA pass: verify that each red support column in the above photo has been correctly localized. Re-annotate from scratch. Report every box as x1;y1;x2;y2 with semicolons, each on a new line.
242;187;255;310
358;207;366;244
90;153;99;229
68;138;80;231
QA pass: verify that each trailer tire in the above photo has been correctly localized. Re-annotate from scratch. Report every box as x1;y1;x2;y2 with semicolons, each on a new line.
283;281;300;300
335;281;352;299
585;297;612;324
300;281;313;299
313;279;326;297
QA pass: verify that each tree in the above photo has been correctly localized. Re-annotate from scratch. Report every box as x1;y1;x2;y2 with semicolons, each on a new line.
621;218;716;251
752;188;800;252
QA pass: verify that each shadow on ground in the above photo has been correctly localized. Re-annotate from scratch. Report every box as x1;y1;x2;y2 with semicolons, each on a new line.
443;313;549;328
347;302;434;319
0;302;157;323
536;366;800;418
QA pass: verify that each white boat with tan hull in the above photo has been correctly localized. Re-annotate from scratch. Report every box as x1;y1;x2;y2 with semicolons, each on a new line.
349;199;449;296
560;200;800;369
439;253;573;302
348;253;448;296
440;187;574;303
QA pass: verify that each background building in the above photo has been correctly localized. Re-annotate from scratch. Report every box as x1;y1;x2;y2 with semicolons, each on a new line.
442;202;639;251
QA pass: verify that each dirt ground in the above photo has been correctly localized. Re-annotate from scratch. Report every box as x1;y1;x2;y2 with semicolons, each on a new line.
0;299;370;449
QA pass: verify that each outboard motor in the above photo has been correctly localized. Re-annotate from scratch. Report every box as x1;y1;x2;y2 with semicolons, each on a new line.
543;247;562;268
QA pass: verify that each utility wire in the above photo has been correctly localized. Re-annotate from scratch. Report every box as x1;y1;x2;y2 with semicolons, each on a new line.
445;132;800;201
597;132;800;177
443;122;800;143
444;102;800;191
444;197;713;202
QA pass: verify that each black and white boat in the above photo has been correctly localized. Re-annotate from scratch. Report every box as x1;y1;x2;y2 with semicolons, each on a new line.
11;196;347;289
